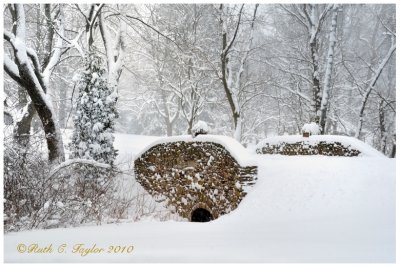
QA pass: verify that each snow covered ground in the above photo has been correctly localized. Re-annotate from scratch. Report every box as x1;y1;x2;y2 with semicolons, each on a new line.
4;134;395;263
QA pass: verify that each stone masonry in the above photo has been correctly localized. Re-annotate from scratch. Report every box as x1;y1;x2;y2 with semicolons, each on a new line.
134;141;257;221
256;140;361;156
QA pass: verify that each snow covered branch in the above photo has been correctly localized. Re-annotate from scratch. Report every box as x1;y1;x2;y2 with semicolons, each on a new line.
4;55;22;84
43;13;65;90
220;4;244;57
355;40;396;138
48;159;112;179
87;4;104;48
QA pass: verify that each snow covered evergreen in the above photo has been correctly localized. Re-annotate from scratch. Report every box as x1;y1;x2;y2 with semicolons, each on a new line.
65;54;119;226
70;53;118;165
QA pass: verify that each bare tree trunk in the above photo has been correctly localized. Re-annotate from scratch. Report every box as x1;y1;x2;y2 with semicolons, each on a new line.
43;4;54;69
99;9;125;91
319;5;339;134
11;4;34;147
158;87;179;136
378;99;387;153
21;68;65;163
4;4;65;163
309;5;321;123
58;76;67;129
13;102;36;147
390;135;396;158
219;4;255;142
311;41;321;123
166;120;173;136
13;84;35;146
187;117;194;135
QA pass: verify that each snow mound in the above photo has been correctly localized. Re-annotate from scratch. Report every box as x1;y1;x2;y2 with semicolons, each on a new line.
135;135;256;166
256;135;384;157
191;120;209;136
301;122;321;134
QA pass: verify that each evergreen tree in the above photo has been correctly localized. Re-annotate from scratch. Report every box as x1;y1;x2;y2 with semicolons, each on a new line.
70;53;118;165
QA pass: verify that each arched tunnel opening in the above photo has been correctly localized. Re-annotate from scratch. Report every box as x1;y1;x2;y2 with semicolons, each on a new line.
191;208;213;222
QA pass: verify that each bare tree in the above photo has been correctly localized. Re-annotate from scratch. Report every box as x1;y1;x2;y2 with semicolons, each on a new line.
218;4;258;141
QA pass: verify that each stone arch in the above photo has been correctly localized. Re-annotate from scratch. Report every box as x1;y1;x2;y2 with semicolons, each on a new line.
189;203;216;222
134;140;257;221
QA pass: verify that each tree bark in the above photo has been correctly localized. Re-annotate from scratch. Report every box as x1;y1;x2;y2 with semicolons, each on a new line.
19;64;65;163
378;99;387;153
390;136;396;158
13;102;36;147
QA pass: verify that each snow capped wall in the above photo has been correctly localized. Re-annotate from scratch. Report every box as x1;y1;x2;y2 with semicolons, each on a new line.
135;135;257;166
256;135;385;157
134;135;257;221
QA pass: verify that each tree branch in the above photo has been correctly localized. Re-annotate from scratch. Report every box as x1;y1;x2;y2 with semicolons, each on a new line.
222;4;245;56
4;55;23;85
279;4;308;29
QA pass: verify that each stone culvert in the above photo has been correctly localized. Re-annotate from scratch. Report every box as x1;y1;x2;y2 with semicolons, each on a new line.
134;136;257;222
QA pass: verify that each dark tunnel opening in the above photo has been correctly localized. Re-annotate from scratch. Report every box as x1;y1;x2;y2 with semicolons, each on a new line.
191;208;213;222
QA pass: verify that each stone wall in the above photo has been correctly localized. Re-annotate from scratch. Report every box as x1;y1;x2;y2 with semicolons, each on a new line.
134;141;257;221
256;141;361;156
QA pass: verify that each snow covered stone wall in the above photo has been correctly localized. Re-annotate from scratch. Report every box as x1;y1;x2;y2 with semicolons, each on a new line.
134;135;257;222
256;135;384;157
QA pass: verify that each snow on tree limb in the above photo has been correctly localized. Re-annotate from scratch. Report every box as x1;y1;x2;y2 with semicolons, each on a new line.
14;4;26;40
52;27;85;57
3;31;15;44
4;55;22;83
43;14;65;90
48;159;111;179
98;7;125;93
234;4;258;96
307;4;333;44
355;40;396;138
279;5;308;29
99;11;114;69
220;4;245;56
87;4;105;48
